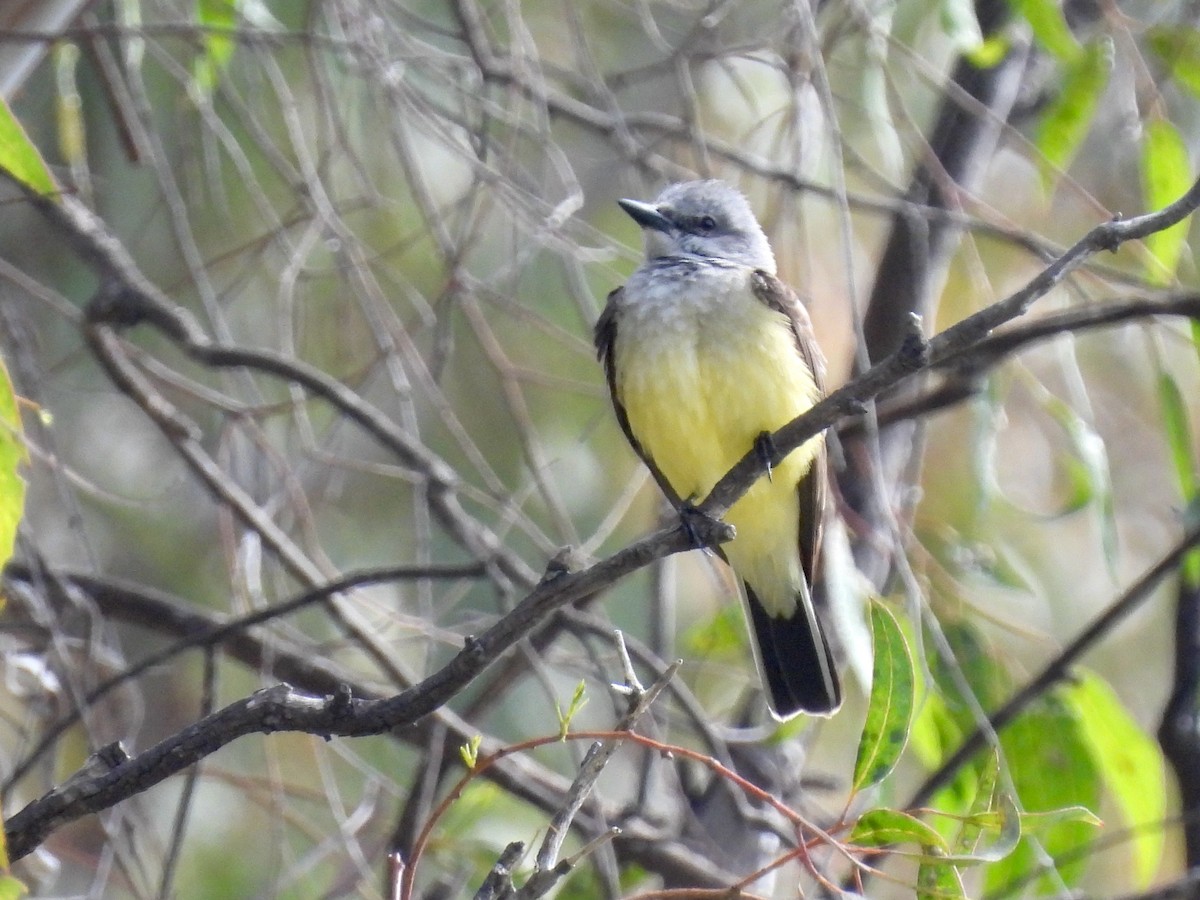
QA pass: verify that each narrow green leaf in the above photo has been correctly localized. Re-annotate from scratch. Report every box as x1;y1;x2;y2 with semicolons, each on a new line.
917;858;966;900
1062;671;1166;889
1010;0;1081;60
683;602;743;656
54;44;87;174
1020;805;1103;831
556;680;588;738
851;808;949;853
985;695;1101;894
459;734;482;769
966;34;1012;69
853;601;916;791
1158;371;1197;500
1142;117;1193;284
924;786;1025;866
1035;42;1110;185
0;360;26;580
1056;454;1097;513
0;96;56;197
194;0;239;98
985;790;1024;864
1038;390;1117;564
1157;372;1200;586
943;752;1002;861
1147;27;1200;100
909;685;961;771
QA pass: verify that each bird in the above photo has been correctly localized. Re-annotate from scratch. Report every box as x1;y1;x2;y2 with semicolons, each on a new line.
594;179;841;718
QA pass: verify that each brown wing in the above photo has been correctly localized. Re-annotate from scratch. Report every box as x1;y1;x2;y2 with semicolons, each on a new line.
594;286;683;509
750;270;828;587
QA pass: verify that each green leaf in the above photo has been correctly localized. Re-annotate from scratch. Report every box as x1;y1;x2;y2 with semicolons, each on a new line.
853;601;916;791
194;0;239;98
851;808;949;854
1141;117;1193;284
1147;26;1200;100
981;790;1023;864
1157;372;1200;587
915;788;1024;875
918;858;966;899
0;96;56;197
0;359;26;580
984;694;1101;895
1035;41;1110;186
1020;805;1103;832
555;680;588;738
909;683;962;771
459;733;482;769
1010;0;1081;61
682;603;744;657
921;783;1024;867
910;624;1015;820
966;34;1012;69
1157;372;1195;499
1062;671;1166;889
54;44;87;174
1037;389;1118;565
916;859;964;900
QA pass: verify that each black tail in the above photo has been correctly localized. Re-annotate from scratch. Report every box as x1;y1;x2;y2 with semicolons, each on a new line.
745;582;841;719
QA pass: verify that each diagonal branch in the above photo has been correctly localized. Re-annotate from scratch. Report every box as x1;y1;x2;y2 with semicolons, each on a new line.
702;174;1200;519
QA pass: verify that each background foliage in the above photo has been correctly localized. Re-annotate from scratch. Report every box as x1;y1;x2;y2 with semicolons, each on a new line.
2;0;1200;897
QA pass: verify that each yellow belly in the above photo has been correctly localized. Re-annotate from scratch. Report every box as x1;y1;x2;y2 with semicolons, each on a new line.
614;289;821;617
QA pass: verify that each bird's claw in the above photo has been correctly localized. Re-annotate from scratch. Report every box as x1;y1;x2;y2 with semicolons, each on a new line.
678;501;733;553
754;431;776;482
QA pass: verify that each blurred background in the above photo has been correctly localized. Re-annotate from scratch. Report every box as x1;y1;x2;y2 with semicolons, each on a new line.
1;0;1199;897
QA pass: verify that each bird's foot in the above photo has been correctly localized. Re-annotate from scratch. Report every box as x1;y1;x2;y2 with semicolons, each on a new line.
678;501;734;554
754;431;777;482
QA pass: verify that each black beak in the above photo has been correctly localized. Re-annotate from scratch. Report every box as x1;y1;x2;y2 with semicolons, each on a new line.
618;198;672;233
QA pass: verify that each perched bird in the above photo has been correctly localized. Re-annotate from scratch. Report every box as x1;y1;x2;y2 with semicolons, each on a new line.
594;180;840;718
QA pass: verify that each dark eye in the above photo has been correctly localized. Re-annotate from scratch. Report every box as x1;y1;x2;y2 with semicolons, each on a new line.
698;215;717;231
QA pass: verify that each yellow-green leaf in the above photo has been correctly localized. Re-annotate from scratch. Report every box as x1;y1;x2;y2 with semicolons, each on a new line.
1010;0;1081;61
1035;42;1110;186
54;44;87;174
459;733;482;769
918;858;966;899
0;359;26;578
194;0;239;98
853;601;916;791
966;34;1012;69
1157;371;1200;586
1148;27;1200;100
1038;389;1117;566
556;679;588;738
985;694;1101;894
683;603;744;657
1141;117;1193;285
1062;671;1166;889
0;96;56;197
851;808;949;853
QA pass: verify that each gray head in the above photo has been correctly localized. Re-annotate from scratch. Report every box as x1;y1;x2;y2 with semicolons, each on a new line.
619;180;776;274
